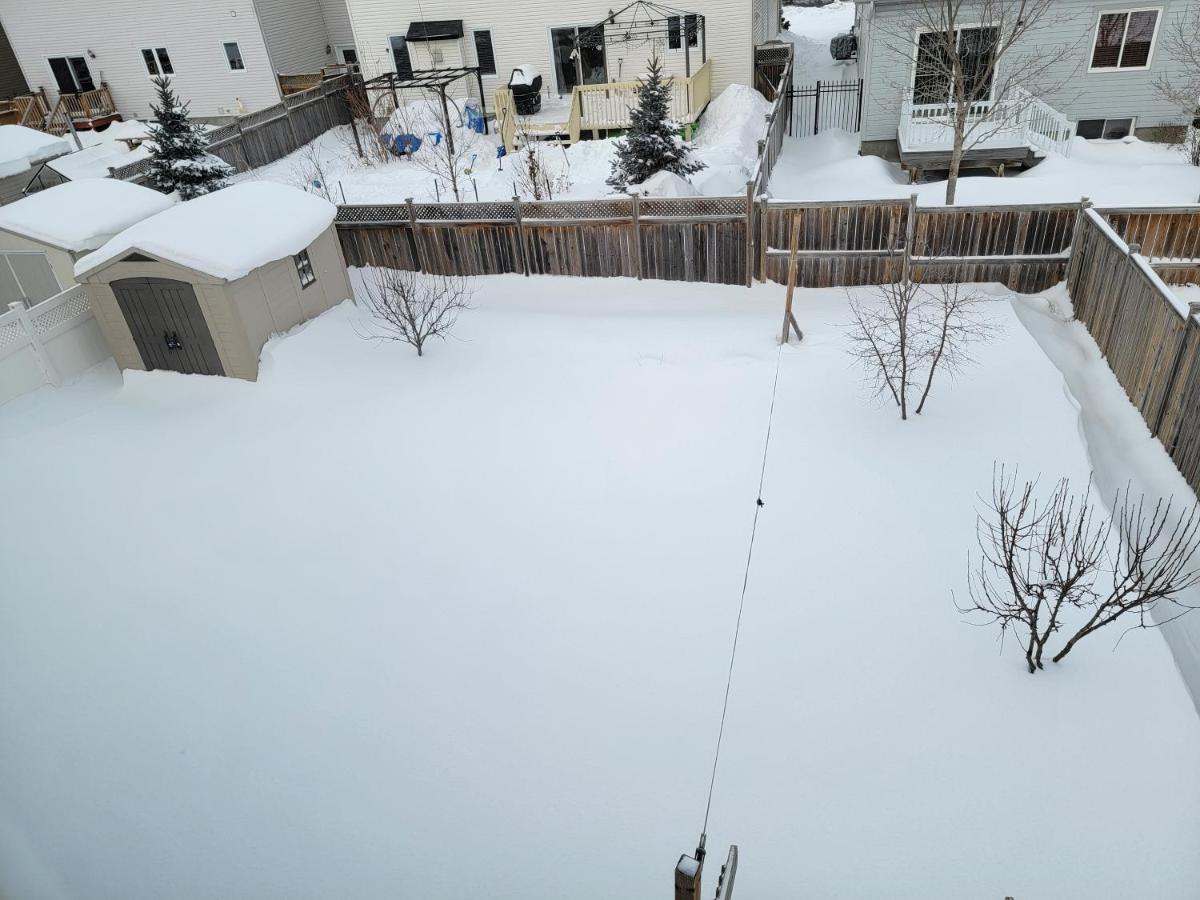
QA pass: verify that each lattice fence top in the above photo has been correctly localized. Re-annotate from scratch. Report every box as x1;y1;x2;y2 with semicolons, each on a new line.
641;196;745;217
109;156;152;180
0;318;23;348
32;286;90;334
520;198;631;219
414;201;519;221
206;122;241;146
337;205;410;223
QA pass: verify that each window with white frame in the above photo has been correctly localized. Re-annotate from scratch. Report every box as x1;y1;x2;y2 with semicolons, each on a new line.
294;250;315;288
142;47;174;76
1076;117;1135;140
223;42;245;71
1090;8;1160;70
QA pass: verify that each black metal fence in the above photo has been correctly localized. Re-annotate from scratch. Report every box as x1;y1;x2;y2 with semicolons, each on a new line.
788;79;863;138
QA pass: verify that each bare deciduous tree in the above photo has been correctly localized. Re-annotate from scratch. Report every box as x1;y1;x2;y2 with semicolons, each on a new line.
1154;5;1200;166
341;79;392;166
874;0;1077;203
358;268;473;356
389;96;486;202
847;274;995;420
510;128;571;200
961;468;1200;673
291;142;335;202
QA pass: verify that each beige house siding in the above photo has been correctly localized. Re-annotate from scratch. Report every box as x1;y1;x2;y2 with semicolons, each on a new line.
344;0;765;104
253;0;338;75
321;0;357;53
0;0;283;119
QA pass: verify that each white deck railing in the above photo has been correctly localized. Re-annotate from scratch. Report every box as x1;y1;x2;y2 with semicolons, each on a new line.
899;86;1076;158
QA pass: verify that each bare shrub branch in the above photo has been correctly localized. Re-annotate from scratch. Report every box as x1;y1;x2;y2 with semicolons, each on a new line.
510;127;571;201
961;468;1200;672
847;274;996;420
1154;6;1200;166
357;268;473;357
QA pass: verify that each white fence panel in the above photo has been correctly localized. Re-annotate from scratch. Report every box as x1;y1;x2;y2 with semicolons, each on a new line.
0;285;111;406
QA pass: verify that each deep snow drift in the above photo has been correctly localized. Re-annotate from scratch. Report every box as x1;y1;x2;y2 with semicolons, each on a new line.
769;129;1200;206
2;274;1198;898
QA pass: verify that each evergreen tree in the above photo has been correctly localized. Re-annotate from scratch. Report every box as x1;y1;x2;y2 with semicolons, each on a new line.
147;76;232;199
607;55;705;191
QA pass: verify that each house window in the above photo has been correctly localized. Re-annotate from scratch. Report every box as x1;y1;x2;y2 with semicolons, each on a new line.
666;15;699;50
47;56;94;94
1076;117;1135;140
224;42;244;71
142;47;174;76
1090;9;1160;70
294;250;316;288
336;46;359;67
389;35;413;79
913;26;998;105
473;29;496;75
0;251;60;305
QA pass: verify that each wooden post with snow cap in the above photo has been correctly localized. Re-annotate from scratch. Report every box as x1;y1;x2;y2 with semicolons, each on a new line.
902;192;918;284
404;197;424;272
780;213;802;344
512;195;530;277
630;192;643;280
674;848;703;900
1067;196;1092;284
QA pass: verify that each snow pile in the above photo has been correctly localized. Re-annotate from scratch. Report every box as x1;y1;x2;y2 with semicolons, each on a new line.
0;180;175;252
781;0;858;85
629;170;700;197
0;126;72;178
693;84;773;175
0;274;1198;898
76;182;335;280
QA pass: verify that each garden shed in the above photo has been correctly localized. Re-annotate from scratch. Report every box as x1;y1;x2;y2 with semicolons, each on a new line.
0;179;174;306
74;182;349;380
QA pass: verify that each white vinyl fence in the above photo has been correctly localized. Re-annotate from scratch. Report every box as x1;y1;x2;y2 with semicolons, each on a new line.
0;285;111;405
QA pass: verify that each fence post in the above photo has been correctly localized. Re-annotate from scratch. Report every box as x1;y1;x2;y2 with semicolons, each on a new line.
630;192;643;280
902;192;918;283
8;300;60;387
757;194;769;283
814;80;822;135
1067;196;1092;287
512;195;531;277
404;197;424;272
745;180;755;288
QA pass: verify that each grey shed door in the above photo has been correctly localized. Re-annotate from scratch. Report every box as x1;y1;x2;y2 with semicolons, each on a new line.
111;277;225;376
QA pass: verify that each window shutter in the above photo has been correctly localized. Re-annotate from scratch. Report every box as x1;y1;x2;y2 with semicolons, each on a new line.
473;30;496;75
390;36;413;79
1119;10;1158;68
667;16;681;50
1091;13;1127;68
685;14;698;48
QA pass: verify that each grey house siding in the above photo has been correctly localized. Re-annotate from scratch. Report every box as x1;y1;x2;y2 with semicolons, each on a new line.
0;24;28;99
859;0;1194;145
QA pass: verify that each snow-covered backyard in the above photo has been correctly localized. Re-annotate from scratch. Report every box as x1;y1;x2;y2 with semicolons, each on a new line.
2;273;1199;898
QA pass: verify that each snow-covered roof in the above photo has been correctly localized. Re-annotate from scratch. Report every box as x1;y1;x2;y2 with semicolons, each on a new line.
75;182;338;281
0;126;72;179
0;180;175;253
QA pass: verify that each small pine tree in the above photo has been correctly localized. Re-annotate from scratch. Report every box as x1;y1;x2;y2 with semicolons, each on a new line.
607;55;704;191
147;76;232;200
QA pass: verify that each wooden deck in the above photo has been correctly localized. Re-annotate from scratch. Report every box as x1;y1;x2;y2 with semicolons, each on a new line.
899;144;1041;180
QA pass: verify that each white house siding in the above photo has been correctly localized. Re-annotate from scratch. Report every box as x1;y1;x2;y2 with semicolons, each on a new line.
252;0;338;76
343;0;762;106
320;0;356;53
0;0;283;119
859;0;1195;144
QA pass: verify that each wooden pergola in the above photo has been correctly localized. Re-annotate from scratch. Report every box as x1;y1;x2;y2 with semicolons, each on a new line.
362;66;489;155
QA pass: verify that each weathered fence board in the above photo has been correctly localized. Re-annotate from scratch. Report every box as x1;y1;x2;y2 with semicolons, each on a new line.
1067;207;1200;493
1100;207;1200;262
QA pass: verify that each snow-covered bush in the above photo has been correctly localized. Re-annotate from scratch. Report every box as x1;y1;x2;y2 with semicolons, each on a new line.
607;55;704;191
146;76;232;200
511;132;570;201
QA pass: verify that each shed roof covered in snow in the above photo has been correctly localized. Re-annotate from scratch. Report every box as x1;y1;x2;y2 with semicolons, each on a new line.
0;126;72;178
0;180;175;253
75;182;338;281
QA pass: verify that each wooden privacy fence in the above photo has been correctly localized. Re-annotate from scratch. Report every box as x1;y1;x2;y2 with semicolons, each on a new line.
336;195;752;286
1100;206;1200;285
760;198;1078;291
1068;206;1200;493
109;75;353;181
